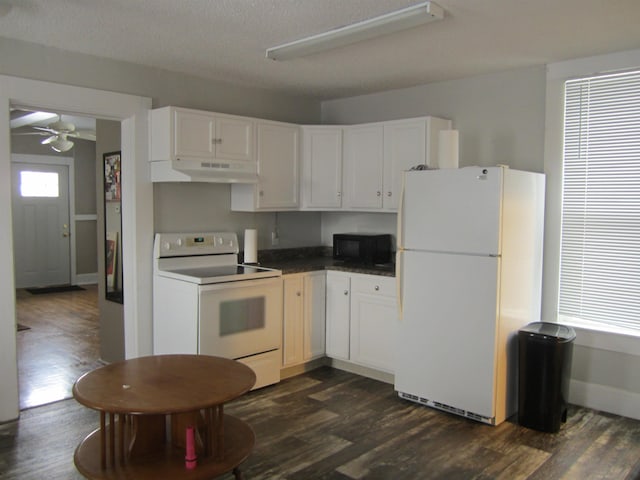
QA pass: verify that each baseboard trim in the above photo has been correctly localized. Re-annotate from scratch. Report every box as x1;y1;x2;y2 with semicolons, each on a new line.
569;379;640;421
280;357;328;380
328;358;394;385
74;273;98;285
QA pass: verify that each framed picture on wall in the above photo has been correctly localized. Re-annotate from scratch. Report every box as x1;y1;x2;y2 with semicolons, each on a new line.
104;151;121;202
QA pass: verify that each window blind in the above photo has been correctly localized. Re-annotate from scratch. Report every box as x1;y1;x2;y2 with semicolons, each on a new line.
559;70;640;332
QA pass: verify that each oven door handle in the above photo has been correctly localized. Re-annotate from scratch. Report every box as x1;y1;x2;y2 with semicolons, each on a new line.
198;276;282;291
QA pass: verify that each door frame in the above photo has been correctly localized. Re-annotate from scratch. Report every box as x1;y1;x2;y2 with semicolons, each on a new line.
11;154;76;287
0;74;153;422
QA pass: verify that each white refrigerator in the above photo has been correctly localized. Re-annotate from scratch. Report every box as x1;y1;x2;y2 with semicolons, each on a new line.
395;166;545;425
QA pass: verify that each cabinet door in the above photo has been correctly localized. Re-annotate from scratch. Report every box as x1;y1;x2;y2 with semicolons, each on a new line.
325;272;351;360
303;271;326;360
349;276;397;373
383;119;427;210
343;125;384;209
214;115;254;162
174;110;215;158
301;126;343;209
283;274;304;367
256;122;299;209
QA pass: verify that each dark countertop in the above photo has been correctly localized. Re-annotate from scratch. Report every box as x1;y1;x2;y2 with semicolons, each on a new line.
244;246;396;277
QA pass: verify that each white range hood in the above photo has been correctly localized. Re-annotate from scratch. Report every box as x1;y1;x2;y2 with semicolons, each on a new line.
150;157;258;183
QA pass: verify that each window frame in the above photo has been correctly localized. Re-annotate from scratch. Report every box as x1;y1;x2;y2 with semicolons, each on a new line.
543;49;640;354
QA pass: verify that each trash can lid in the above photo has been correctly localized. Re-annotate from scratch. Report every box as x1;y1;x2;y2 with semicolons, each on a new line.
519;322;576;342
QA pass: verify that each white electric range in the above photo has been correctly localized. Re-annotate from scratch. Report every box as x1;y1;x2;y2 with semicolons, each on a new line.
153;232;283;389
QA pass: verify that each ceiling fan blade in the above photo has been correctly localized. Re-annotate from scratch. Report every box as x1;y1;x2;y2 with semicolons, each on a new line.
32;126;58;134
47;120;76;133
11;131;49;136
68;130;96;141
41;135;58;145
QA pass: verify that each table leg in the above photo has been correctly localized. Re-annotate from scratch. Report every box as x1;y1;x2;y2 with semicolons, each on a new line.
216;405;224;460
233;466;245;480
205;407;213;457
100;412;106;470
109;413;116;466
118;414;126;465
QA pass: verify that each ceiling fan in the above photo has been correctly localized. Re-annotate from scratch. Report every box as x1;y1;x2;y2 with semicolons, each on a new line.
12;114;97;152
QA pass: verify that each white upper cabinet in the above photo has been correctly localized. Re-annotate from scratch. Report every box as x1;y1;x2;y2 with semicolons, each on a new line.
342;124;384;210
231;120;299;211
300;126;343;210
153;106;254;163
382;117;450;210
302;116;451;212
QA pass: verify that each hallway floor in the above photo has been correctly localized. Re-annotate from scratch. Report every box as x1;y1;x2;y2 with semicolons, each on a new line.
15;284;103;410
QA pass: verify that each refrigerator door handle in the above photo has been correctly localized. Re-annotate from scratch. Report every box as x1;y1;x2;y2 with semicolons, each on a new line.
396;249;404;319
397;172;406;250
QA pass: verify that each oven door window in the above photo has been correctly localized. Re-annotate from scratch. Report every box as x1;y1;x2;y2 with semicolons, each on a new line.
219;297;265;336
198;278;282;359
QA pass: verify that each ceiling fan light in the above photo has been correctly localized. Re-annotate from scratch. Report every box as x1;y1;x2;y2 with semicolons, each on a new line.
50;137;74;152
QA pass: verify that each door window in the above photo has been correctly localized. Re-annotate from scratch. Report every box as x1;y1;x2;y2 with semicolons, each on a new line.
19;171;59;197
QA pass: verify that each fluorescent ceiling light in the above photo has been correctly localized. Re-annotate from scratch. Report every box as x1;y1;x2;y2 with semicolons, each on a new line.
9;111;58;129
266;1;444;61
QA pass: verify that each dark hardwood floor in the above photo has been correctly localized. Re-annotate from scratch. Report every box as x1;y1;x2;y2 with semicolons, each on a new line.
1;366;639;479
15;285;103;410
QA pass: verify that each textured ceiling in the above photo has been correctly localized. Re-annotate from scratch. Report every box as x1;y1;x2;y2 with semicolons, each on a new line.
1;0;640;100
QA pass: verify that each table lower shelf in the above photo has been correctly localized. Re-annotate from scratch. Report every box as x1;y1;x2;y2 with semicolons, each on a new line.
74;414;254;480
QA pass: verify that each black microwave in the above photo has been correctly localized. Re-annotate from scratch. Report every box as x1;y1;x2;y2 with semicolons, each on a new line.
333;233;392;265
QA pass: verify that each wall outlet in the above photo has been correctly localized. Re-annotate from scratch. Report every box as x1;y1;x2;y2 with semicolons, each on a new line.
271;231;279;246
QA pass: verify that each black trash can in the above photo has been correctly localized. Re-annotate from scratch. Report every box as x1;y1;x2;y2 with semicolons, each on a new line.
518;322;576;433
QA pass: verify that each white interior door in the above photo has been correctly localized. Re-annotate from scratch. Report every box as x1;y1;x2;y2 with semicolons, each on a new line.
12;162;71;288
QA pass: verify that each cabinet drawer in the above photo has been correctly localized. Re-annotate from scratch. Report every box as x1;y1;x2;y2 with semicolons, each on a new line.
351;275;396;298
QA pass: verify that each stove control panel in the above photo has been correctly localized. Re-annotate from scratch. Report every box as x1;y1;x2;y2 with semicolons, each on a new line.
154;232;239;258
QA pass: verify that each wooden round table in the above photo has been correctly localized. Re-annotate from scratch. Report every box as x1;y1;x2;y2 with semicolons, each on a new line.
73;354;256;480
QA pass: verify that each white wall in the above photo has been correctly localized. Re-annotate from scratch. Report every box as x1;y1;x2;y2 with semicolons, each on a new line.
541;50;640;420
153;183;322;250
320;65;546;253
0;39;323;422
321;61;640;420
0;37;324;248
323;65;546;172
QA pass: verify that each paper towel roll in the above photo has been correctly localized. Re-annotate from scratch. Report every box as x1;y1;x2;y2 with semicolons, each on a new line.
438;129;459;169
244;229;258;264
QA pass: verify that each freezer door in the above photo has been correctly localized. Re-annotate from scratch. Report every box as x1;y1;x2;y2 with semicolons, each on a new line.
401;167;503;255
395;250;500;419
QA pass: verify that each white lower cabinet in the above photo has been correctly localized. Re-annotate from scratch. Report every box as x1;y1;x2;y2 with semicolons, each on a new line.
282;271;326;367
349;275;397;373
325;271;351;360
325;271;397;373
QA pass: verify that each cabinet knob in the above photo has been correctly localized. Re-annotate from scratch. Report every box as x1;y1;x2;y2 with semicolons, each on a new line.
259;190;264;196
374;285;380;291
377;191;381;197
344;290;349;296
387;191;392;197
296;291;301;296
337;191;342;197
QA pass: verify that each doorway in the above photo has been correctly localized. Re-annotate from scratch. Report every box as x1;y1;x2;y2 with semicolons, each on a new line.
11;160;72;288
10;114;102;410
0;74;153;422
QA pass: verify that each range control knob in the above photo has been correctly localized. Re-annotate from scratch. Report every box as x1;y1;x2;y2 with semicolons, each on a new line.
176;238;183;247
163;242;171;251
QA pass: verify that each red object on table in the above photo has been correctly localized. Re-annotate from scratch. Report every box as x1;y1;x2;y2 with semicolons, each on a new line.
186;425;197;469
